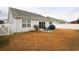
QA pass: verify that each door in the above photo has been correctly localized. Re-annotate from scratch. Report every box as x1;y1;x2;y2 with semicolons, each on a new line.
39;22;45;29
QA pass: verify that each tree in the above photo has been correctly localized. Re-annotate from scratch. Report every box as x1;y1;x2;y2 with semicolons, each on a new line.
0;20;4;24
77;18;79;23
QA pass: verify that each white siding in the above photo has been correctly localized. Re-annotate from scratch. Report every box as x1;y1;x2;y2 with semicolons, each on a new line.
31;20;51;29
52;21;60;24
45;22;49;28
15;20;53;32
8;10;16;33
15;19;39;32
31;20;39;28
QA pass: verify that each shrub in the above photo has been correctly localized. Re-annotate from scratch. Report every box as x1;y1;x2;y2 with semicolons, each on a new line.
0;36;10;48
48;24;55;30
34;25;39;30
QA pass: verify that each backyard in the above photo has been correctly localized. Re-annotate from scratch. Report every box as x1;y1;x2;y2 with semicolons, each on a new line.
0;29;79;51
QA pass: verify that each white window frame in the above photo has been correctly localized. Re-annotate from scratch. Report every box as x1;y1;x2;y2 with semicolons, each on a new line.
22;19;26;28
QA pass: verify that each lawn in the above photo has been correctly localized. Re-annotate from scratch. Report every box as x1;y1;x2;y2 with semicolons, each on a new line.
0;29;79;51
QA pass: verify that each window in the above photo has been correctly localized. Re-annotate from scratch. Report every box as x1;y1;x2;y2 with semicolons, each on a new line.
49;22;52;24
27;20;31;27
22;19;31;28
22;20;26;28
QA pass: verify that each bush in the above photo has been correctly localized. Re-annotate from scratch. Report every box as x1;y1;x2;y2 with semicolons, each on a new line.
48;24;55;30
0;36;10;48
34;25;39;30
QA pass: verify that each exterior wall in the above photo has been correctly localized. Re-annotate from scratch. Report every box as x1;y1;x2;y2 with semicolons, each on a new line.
51;20;56;24
15;19;39;32
15;19;51;32
31;20;50;29
8;10;50;33
8;10;16;33
52;21;61;24
31;20;39;28
45;22;49;28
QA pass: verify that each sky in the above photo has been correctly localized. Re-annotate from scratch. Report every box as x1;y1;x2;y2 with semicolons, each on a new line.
0;7;79;22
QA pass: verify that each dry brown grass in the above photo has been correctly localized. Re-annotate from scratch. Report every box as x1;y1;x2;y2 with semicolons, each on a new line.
0;29;79;51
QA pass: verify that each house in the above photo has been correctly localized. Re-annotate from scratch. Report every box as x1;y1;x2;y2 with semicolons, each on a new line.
7;7;67;33
8;7;49;33
0;7;68;35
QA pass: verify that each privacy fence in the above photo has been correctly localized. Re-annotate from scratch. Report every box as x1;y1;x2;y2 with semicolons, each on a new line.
54;24;79;30
0;24;13;36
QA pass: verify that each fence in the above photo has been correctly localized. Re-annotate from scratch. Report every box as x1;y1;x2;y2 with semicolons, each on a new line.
54;24;79;30
0;24;79;36
0;24;13;36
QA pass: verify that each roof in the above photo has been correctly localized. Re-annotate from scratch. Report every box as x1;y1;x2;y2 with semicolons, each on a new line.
9;7;68;23
9;7;45;21
46;16;68;23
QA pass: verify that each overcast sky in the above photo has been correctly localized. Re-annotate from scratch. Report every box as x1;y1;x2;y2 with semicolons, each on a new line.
0;7;79;22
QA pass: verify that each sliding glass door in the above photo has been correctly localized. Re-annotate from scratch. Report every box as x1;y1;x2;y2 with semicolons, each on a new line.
39;22;45;29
